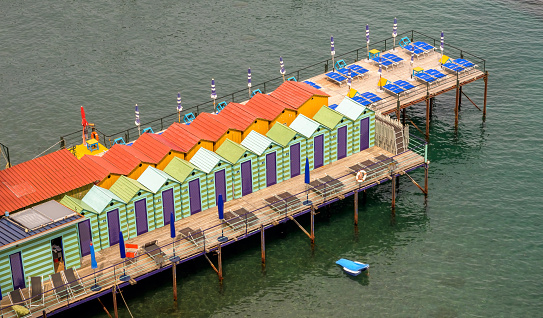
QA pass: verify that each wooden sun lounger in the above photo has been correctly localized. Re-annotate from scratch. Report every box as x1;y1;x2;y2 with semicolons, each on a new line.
264;196;287;214
29;276;44;307
179;228;205;247
276;192;302;211
142;240;166;266
9;288;26;306
232;208;259;229
309;179;335;197
50;272;70;301
320;175;344;193
223;211;243;230
63;268;86;296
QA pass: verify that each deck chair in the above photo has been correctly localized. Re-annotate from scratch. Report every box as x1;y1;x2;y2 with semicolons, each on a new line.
125;243;139;265
183;112;196;124
308;179;335;198
319;175;344;193
179;228;205;247
113;137;126;145
334;59;348;70
452;58;476;71
382;82;406;95
216;101;227;112
324;71;348;86
223;211;243;231
8;288;26;306
302;80;322;89
351;95;371;106
413;41;435;55
398;37;411;48
63;268;87;296
394;80;416;95
360;92;382;103
414;72;437;84
29;276;44;307
50;272;70;301
142;127;154;134
251;89;262;97
328;103;339;110
349;64;369;77
382;53;405;67
264;195;287;214
232;208;259;230
337;67;363;81
277;192;302;212
371;57;393;71
442;61;464;73
425;69;446;81
142;240;166;267
287;76;297;81
403;44;425;59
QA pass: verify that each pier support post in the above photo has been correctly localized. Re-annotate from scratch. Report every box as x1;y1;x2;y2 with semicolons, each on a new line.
218;244;223;282
483;71;488;120
455;81;460;128
354;191;359;226
425;97;430;141
391;175;396;209
112;286;118;318
42;310;47;318
260;224;265;268
173;263;177;302
402;108;406;126
424;162;429;197
310;207;315;245
396;97;401;121
362;190;367;205
458;86;462;109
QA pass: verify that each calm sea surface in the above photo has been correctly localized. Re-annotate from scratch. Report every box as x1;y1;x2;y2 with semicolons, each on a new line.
1;0;543;316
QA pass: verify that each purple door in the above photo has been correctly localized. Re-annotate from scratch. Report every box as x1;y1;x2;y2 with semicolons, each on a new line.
241;160;253;196
360;117;370;151
107;209;120;246
215;170;227;205
78;219;92;257
266;152;277;187
290;143;301;178
189;179;202;214
314;134;324;169
162;188;175;226
135;199;148;236
10;252;25;290
337;126;348;160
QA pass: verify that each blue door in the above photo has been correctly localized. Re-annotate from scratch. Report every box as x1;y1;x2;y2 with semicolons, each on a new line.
107;209;120;246
241;160;253;196
360;117;370;151
337;126;348;160
10;252;25;290
314;135;324;168
162;188;175;226
290;143;300;178
215;170;227;205
266;152;277;187
189;179;202;214
78;219;92;257
135;199;148;236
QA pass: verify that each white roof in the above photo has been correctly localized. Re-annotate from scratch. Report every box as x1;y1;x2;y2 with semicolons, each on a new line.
241;131;280;155
189;147;229;174
335;97;367;121
289;114;321;138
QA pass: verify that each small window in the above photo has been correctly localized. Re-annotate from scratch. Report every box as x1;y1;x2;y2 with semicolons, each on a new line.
110;202;114;206
227;131;230;134
137;191;141;196
139;163;142;167
218;163;221;166
317;128;320;132
192;172;195;176
198;141;201;145
165;181;169;185
282;110;285;113
244;154;247;158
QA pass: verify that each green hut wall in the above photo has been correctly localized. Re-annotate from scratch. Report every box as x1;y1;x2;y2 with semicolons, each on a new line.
59;196;106;252
216;139;260;199
313;106;354;163
266;123;307;182
289;115;331;171
241;131;284;189
333;97;376;153
189;148;234;208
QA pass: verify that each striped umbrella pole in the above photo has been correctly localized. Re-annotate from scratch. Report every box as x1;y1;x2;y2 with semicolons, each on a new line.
211;78;217;112
440;31;444;64
280;56;286;82
331;36;335;72
410;47;415;80
248;68;252;97
365;24;370;61
392;17;398;52
378;56;383;91
347;67;352;91
177;92;182;123
135;104;141;136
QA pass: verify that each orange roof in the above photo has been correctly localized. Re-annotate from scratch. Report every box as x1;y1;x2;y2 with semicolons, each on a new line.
0;149;100;214
80;155;124;181
122;145;156;164
244;94;291;121
188;112;238;142
215;103;256;131
101;144;142;175
161;123;205;153
132;133;183;164
270;81;330;109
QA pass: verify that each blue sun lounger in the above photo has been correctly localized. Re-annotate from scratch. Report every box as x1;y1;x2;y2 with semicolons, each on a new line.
394;80;416;91
442;62;464;73
452;58;476;69
403;44;425;58
349;64;369;77
328;103;338;110
302;81;322;89
383;83;405;95
413;41;436;55
415;72;437;84
425;69;446;81
371;56;393;71
382;53;405;67
336;67;363;81
360;92;382;103
325;71;348;86
351;95;371;106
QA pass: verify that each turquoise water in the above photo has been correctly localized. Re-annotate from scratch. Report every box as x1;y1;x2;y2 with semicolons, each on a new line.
2;0;543;316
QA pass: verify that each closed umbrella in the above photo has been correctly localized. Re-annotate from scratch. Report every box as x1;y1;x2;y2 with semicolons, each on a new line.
170;212;180;263
392;17;398;52
119;231;130;282
177;92;183;123
365;24;370;61
377;56;383;91
331;36;335;72
410;46;415;81
81;106;89;144
280;56;286;82
135;104;141;136
303;158;312;205
217;194;228;242
248;68;252;97
90;241;101;291
347;67;352;91
211;78;217;112
440;31;444;64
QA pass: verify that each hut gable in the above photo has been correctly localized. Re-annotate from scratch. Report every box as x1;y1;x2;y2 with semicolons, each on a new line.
161;123;203;153
109;176;151;203
101;144;142;175
289;114;324;138
132;133;183;164
189;148;230;174
137;166;179;194
215;139;253;164
270;81;330;110
82;185;126;212
60;195;97;215
241;131;281;156
163;157;203;184
334;97;368;121
313;105;346;129
265;123;298;147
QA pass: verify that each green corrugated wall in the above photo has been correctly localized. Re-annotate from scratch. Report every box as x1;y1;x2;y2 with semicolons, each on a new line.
232;154;260;199
179;171;208;217
124;191;155;239
281;139;307;181
256;145;284;189
204;165;233;209
152;182;182;227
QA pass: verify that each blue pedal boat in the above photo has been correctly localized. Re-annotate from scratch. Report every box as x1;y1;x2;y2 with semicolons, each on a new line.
336;258;369;276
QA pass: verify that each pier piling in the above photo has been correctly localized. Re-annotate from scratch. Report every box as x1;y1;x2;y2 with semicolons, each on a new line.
455;79;460;128
218;244;223;282
173;263;178;302
261;224;266;268
354;191;359;226
483;71;488;120
424;162;429;196
425;97;430;141
112;286;118;318
391;175;396;209
310;207;315;245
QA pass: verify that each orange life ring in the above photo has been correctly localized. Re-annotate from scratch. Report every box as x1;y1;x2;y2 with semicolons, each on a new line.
356;170;367;183
91;131;99;141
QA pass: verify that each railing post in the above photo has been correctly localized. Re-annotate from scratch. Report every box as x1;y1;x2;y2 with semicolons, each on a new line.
297;70;300;80
356;49;359;61
325;61;328;73
411;30;414;42
60;137;65;149
263;82;266;94
232;93;235;103
384;39;387;52
161;118;163;131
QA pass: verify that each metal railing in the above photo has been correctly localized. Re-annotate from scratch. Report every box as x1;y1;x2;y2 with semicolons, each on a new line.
58;30;484;152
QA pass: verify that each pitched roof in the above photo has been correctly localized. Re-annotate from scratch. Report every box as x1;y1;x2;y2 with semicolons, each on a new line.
109;176;151;203
215;139;253;164
312;105;346;129
188;112;235;142
80;154;124;181
101;144;142;175
214;103;256;131
82;185;126;212
270;81;330;109
0;149;100;215
137;166;179;193
60;195;98;214
266;123;298;147
121;145;156;164
189;147;230;174
289;114;324;138
241;131;281;155
243;94;290;121
161;123;203;153
334;97;369;121
131;133;183;164
163;157;203;183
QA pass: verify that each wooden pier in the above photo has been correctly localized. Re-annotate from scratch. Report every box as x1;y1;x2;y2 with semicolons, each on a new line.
0;141;427;317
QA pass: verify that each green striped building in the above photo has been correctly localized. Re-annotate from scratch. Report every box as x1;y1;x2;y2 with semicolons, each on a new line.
216;139;260;199
334;97;376;152
241;130;284;189
189;148;233;208
289;114;331;170
266;123;308;181
163;157;208;216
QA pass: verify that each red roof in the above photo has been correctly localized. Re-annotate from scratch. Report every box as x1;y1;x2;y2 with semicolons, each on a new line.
188;112;235;142
80;155;124;181
270;81;330;110
0;149;100;214
101;144;142;175
161;123;204;153
131;133;183;164
215;103;256;131
244;94;290;121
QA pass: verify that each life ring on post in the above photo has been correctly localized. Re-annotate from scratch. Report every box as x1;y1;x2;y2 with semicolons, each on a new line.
356;170;367;183
90;131;99;142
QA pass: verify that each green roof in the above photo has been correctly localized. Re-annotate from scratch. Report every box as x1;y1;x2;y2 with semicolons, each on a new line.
109;176;151;203
163;157;202;183
312;106;345;129
137;166;180;193
215;139;253;164
266;123;297;147
59;196;97;214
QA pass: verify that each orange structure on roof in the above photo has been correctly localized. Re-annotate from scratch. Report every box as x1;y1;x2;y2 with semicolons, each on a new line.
270;81;330;119
0;149;98;214
161;123;214;161
80;154;124;189
216;102;270;139
132;133;185;170
244;93;297;128
188;112;242;151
